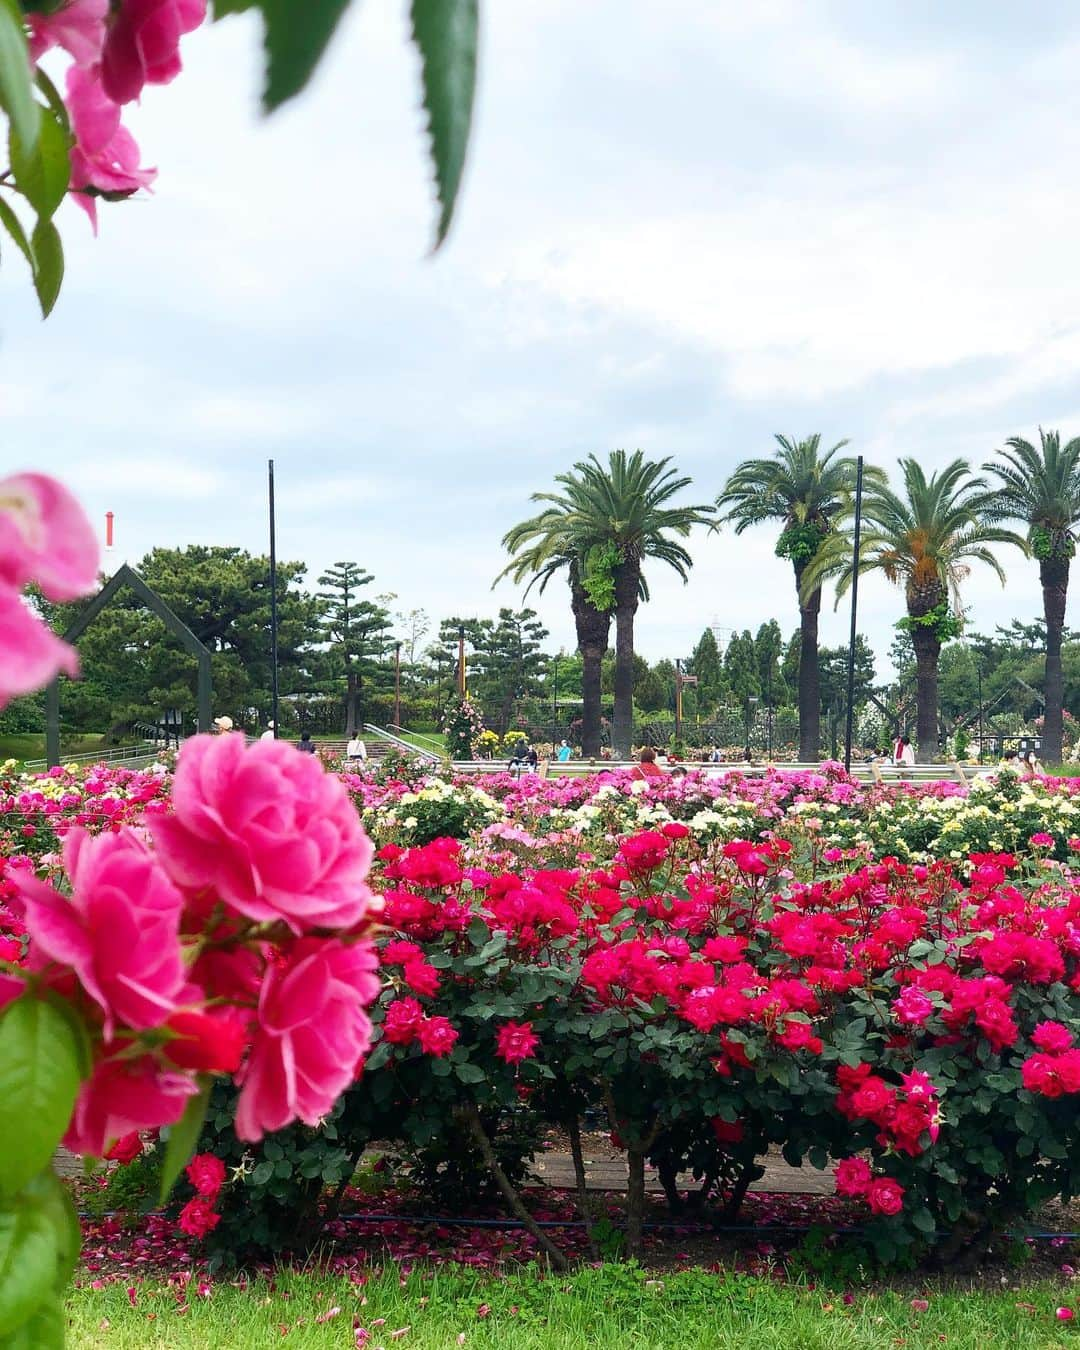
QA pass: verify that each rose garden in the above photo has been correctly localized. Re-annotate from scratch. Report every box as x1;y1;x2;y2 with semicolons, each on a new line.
7;2;1080;1347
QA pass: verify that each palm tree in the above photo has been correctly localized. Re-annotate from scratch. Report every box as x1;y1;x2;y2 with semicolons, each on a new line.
497;525;610;756
804;458;1024;762
716;435;867;760
501;451;713;758
983;429;1080;764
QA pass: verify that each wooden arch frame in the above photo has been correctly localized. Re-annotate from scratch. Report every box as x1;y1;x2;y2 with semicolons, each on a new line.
45;563;212;766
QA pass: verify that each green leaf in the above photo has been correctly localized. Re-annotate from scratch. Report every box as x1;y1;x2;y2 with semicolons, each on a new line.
3;1296;63;1349
22;1172;79;1293
10;106;69;220
454;1061;486;1084
0;1000;81;1198
0;0;38;154
410;0;478;248
0;1202;55;1338
0;194;32;273
29;218;62;318
158;1083;210;1204
218;0;354;112
32;68;69;135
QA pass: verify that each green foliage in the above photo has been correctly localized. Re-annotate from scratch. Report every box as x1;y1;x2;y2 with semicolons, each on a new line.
1030;524;1076;562
82;1150;163;1220
443;696;484;761
775;520;827;565
581;541;620;613
194;1083;357;1265
896;602;964;644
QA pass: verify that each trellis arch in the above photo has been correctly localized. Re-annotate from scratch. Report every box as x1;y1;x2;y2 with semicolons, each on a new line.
45;563;212;766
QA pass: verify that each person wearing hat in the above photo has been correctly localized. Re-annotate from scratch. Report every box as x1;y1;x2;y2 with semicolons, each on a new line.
213;716;234;734
261;720;276;742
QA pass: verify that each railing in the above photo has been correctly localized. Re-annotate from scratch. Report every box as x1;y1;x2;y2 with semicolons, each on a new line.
364;725;444;763
21;740;162;772
449;759;969;784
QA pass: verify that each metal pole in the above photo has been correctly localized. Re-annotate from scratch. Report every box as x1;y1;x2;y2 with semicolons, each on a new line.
269;460;279;738
766;669;772;760
977;659;983;763
457;624;466;699
394;641;402;729
675;658;682;744
843;455;864;772
551;655;558;752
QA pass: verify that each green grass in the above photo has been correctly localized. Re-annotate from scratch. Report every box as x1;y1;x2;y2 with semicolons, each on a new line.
67;1265;1079;1349
396;729;448;753
0;733;107;765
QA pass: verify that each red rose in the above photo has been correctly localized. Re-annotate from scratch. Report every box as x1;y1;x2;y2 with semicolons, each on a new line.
177;1196;220;1239
866;1177;905;1216
104;1132;142;1165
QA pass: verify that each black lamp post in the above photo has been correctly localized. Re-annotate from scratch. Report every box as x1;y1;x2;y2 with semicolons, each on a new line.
744;696;758;761
551;655;558;752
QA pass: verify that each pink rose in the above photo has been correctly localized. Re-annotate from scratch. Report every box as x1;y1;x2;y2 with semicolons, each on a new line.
495;1021;540;1065
892;986;933;1026
150;734;377;934
64;1052;199;1156
28;0;108;65
0;472;99;600
0;472;99;706
101;0;207;104
185;1153;226;1199
0;590;80;707
1032;1020;1074;1053
65;66;157;232
382;996;424;1045
16;828;186;1037
234;939;379;1142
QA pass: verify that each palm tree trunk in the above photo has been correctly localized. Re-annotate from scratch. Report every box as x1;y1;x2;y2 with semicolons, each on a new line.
612;564;640;759
795;566;822;761
911;627;941;762
1041;557;1070;765
572;575;609;758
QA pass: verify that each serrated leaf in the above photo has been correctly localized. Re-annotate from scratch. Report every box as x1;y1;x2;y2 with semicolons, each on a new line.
0;1202;55;1338
158;1083;210;1204
0;1000;81;1198
29;218;62;317
410;0;478;248
10;108;70;222
227;0;354;112
0;0;38;154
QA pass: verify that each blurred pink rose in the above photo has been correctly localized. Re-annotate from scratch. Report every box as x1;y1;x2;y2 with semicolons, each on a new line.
64;1052;198;1156
0;472;99;600
0;589;79;706
16;828;187;1037
235;938;379;1141
66;66;157;231
0;472;99;707
150;734;378;933
28;0;108;64
101;0;206;104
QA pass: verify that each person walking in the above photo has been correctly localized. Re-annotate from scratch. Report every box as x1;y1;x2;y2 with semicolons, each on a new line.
298;732;316;754
346;734;368;767
629;747;666;782
893;735;915;767
260;720;276;742
213;716;234;735
557;740;572;762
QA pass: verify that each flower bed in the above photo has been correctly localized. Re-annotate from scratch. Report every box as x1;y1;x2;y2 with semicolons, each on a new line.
7;758;1080;1270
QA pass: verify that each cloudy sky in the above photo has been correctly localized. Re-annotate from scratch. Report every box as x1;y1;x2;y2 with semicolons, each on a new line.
4;0;1080;673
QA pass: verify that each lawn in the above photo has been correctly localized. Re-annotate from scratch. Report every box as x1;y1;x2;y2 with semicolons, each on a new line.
396;729;448;753
0;732;107;764
67;1265;1078;1349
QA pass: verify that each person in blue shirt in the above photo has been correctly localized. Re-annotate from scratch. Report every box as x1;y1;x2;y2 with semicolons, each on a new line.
557;740;572;762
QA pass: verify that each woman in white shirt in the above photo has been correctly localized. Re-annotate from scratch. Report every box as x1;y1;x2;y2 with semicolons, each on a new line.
346;736;368;767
